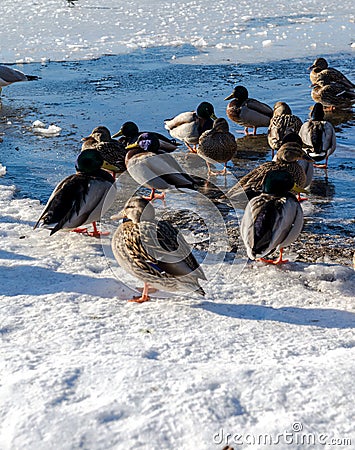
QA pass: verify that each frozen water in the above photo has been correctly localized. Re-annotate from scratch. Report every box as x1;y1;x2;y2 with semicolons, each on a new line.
0;0;354;64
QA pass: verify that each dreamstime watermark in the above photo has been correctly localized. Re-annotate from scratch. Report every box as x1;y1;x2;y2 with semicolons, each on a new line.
213;423;352;447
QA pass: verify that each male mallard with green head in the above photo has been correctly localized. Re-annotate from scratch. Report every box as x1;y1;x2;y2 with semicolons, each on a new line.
125;133;199;201
112;121;181;152
240;169;304;265
299;102;336;169
34;149;116;237
164;101;217;152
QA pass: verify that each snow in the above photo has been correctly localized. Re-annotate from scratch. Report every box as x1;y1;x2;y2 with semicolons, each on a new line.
0;171;354;449
1;0;354;64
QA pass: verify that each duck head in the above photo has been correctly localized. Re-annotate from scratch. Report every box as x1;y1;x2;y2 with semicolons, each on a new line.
112;121;139;139
211;117;230;132
83;126;112;143
308;57;328;71
272;101;292;116
111;196;155;223
224;85;248;104
281;132;303;147
262;169;307;196
310;102;325;121
196;102;217;120
75;149;104;174
262;170;294;196
125;132;161;153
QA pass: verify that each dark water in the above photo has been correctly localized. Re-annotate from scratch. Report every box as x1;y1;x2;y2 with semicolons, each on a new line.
0;46;354;255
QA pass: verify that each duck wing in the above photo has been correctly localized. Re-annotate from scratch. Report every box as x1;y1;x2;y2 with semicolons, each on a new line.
34;174;90;233
127;152;196;190
242;194;302;259
34;172;114;234
137;220;206;279
96;141;127;171
164;111;195;130
268;115;303;150
245;98;273;117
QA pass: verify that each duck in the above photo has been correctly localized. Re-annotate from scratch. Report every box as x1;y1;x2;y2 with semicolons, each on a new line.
82;126;127;174
197;117;238;175
240;169;304;265
227;141;312;207
111;121;181;152
312;70;355;91
34;149;117;237
0;64;40;94
278;132;314;201
267;102;303;157
125;132;199;201
164;101;217;152
111;196;206;302
311;80;355;111
224;85;273;135
299;102;336;169
308;57;354;89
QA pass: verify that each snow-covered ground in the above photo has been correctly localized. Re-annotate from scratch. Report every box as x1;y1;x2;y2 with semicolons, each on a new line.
1;170;354;449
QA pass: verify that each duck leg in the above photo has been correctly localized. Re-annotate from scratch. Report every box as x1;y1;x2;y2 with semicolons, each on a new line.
297;192;308;202
128;282;151;303
71;227;89;235
258;248;289;265
313;156;329;170
185;142;197;153
87;222;110;238
143;188;166;202
207;162;229;176
253;126;257;136
71;222;109;237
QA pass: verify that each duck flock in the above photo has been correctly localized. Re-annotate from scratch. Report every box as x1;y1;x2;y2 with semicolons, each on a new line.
1;57;354;303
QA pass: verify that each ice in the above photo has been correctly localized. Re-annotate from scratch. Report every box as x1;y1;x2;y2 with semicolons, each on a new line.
1;0;354;64
31;121;62;137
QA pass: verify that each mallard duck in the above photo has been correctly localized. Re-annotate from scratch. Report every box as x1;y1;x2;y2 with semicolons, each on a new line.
164;101;217;152
0;64;40;94
278;133;314;200
82;126;127;174
224;85;273;135
299;103;336;169
308;57;355;89
267;102;303;157
197;117;238;175
125;132;198;201
311;80;355;111
313;70;355;91
228;141;312;207
111;121;181;152
240;169;304;265
34;149;117;237
111;196;206;302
